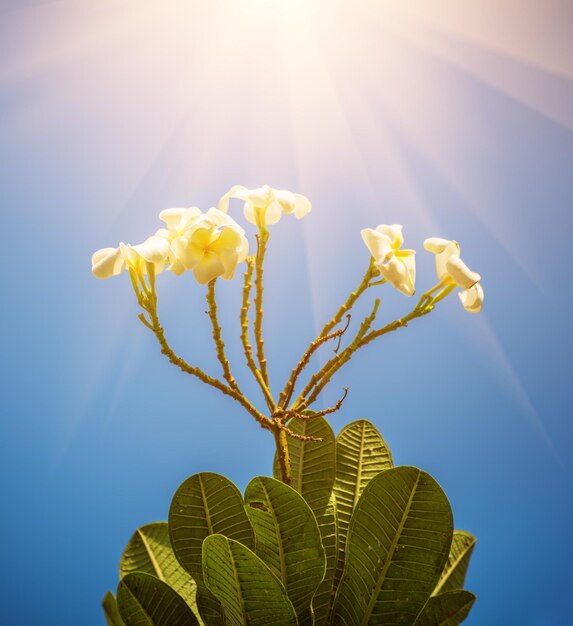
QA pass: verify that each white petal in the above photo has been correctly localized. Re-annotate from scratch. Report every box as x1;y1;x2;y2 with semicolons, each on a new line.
435;242;461;281
292;193;312;219
242;185;273;208
155;228;170;239
212;225;242;252
171;235;196;269
133;235;170;264
173;228;216;270
274;189;311;219
193;251;225;284
159;208;201;230
424;237;455;254
274;189;296;214
397;249;416;294
205;207;245;233
219;251;240;280
219;184;273;213
243;201;257;225
237;235;249;263
459;283;484;313
376;224;403;249
91;247;124;279
168;258;187;275
360;228;393;264
264;200;283;225
445;255;481;289
218;185;248;212
378;256;415;296
119;242;141;269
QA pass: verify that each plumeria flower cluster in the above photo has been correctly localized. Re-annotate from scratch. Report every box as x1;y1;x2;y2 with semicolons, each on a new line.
92;185;313;287
360;223;483;313
424;238;484;313
92;206;248;286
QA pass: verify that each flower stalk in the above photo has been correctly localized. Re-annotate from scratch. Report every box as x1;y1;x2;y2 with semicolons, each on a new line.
254;229;271;395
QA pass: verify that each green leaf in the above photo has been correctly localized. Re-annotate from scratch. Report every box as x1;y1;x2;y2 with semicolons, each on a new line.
169;473;255;582
169;472;255;625
244;476;325;622
117;572;200;626
309;491;337;626
331;466;453;626
202;535;297;626
195;586;226;626
416;590;476;626
102;591;125;626
433;531;476;595
333;419;393;594
120;522;200;621
272;416;337;625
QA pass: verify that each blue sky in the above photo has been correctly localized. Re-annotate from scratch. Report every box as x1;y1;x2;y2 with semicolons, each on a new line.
1;2;572;624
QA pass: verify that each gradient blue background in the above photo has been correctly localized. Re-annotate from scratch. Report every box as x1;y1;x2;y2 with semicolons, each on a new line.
1;2;572;624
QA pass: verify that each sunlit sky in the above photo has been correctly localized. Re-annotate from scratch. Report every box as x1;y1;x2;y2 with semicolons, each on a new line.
1;2;572;625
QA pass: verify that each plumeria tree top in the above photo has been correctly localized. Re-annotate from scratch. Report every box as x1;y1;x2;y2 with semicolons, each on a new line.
92;184;484;484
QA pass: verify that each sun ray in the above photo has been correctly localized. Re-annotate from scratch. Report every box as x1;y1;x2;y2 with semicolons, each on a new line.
4;0;566;467
470;315;562;464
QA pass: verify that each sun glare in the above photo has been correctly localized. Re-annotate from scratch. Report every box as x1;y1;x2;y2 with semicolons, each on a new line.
1;0;565;455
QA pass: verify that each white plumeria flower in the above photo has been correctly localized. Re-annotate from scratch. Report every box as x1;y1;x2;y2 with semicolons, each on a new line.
459;283;484;313
218;184;311;229
91;235;170;279
361;224;416;296
159;207;249;284
424;237;484;313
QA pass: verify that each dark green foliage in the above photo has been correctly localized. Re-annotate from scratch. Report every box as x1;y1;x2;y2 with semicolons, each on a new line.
103;419;476;625
433;531;476;596
244;476;325;621
273;416;337;625
120;523;199;617
202;535;297;626
331;467;453;625
117;572;200;625
415;591;476;625
102;591;125;626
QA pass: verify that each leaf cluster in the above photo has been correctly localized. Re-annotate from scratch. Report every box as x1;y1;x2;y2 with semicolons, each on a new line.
102;418;476;625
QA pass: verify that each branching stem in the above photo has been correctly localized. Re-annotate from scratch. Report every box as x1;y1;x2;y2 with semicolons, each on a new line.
316;259;377;340
141;292;272;433
206;280;239;392
278;316;351;409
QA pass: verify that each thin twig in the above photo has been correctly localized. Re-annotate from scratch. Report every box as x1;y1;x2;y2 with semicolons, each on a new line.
278;315;351;409
316;259;376;340
296;294;437;411
293;299;381;411
277;422;324;443
278;387;349;422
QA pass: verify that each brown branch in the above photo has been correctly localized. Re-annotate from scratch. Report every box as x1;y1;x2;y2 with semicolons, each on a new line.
206;280;239;392
142;295;272;433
